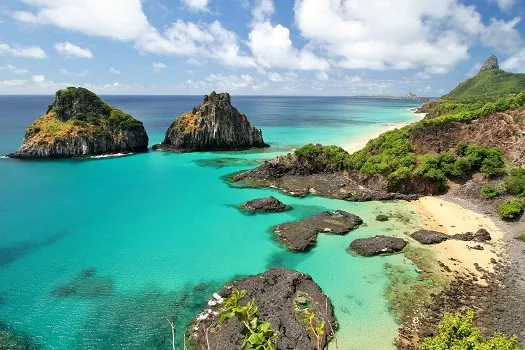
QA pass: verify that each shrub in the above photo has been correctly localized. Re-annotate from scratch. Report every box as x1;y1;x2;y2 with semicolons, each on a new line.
504;168;525;196
480;184;501;199
499;199;524;220
480;148;506;177
422;310;519;350
294;144;350;171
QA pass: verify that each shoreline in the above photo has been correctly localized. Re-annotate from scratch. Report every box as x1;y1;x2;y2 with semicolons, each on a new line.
397;194;525;348
343;111;426;154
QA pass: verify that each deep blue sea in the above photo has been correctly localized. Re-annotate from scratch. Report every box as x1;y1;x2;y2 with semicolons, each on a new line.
0;95;424;349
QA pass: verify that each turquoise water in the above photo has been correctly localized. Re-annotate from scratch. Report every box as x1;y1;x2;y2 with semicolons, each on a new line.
0;96;422;349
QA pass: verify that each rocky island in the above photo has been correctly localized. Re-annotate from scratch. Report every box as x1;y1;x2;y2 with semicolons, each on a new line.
153;92;268;152
9;87;148;159
189;268;337;350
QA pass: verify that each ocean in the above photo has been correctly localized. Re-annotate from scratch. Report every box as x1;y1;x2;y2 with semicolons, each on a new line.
0;95;424;349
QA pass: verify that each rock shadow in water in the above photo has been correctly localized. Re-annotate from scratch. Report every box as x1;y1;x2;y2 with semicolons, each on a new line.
0;230;68;268
51;268;113;298
194;157;262;169
73;281;221;349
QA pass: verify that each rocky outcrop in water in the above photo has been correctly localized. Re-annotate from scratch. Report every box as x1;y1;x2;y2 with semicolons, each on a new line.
230;154;420;201
349;235;407;256
154;92;268;152
9;87;148;159
274;210;363;251
189;267;337;350
239;196;291;213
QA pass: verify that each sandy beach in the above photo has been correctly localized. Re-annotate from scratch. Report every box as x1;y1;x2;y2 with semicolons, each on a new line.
344;112;426;154
411;196;504;279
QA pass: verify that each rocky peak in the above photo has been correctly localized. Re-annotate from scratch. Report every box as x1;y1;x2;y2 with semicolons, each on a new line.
51;87;111;122
155;91;269;152
479;55;499;72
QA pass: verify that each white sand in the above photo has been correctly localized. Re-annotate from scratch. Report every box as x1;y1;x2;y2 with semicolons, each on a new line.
343;112;426;154
412;196;504;281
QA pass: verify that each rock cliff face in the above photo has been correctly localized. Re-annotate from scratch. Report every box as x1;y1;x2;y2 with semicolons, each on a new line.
154;91;268;152
9;87;148;158
409;109;525;167
479;55;499;72
189;268;337;350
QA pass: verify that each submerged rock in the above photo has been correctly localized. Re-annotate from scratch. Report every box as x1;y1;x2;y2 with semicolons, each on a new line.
411;230;448;245
9;87;148;158
275;210;363;251
154;91;269;152
189;267;337;350
239;196;291;213
52;268;113;298
349;235;407;256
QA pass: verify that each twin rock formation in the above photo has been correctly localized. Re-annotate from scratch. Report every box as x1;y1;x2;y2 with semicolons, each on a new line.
10;89;267;158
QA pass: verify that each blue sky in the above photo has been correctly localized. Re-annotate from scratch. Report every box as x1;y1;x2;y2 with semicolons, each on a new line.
0;0;524;95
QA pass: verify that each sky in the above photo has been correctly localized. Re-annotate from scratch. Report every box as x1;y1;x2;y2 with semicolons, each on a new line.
0;0;524;96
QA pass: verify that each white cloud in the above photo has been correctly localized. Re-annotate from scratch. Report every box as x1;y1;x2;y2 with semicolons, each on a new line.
316;71;329;81
32;75;45;83
415;72;431;80
293;0;522;73
0;64;29;75
54;42;93;58
465;62;482;77
1;79;27;86
248;0;328;70
480;17;523;54
13;0;253;69
59;68;90;77
152;61;167;73
489;0;515;11
501;49;525;72
109;67;121;74
206;73;254;90
182;0;209;11
267;72;284;82
0;43;47;58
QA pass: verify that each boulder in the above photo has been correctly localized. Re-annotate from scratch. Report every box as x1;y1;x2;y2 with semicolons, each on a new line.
189;267;337;350
275;210;363;251
239;196;291;213
9;87;148;158
154;92;269;152
376;214;389;222
450;228;491;242
411;230;448;245
348;235;407;256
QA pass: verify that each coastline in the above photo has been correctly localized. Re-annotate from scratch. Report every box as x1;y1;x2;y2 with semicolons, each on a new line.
343;111;426;154
397;194;525;348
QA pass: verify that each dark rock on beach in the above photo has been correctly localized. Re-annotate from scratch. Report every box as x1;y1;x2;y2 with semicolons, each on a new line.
154;91;269;152
349;235;407;256
275;210;363;251
239;196;291;213
376;214;389;222
189;267;337;350
411;230;448;245
450;228;492;242
9;87;148;159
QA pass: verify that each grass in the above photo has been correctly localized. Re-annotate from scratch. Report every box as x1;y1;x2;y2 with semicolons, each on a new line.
518;233;525;242
444;69;525;100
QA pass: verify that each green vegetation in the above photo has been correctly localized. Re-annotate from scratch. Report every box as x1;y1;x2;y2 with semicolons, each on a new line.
499;199;524;220
108;109;143;130
504;169;525;196
443;68;525;100
294;143;349;171
219;289;277;350
518;233;525;242
422;310;520;350
480;184;502;199
294;140;506;192
417;90;525;126
301;308;325;350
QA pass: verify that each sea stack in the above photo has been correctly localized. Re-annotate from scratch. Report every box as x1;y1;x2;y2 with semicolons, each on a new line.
9;87;148;158
153;91;269;152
